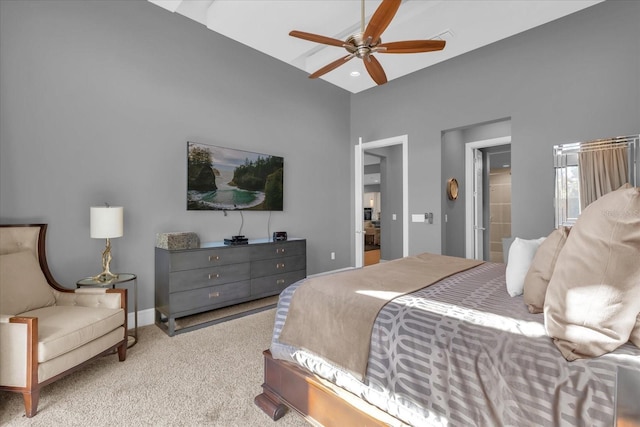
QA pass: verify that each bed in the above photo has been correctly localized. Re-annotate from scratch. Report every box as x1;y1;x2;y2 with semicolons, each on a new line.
255;185;640;426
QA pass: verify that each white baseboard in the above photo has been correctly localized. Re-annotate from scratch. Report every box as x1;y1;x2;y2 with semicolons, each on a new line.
308;267;354;278
128;308;155;329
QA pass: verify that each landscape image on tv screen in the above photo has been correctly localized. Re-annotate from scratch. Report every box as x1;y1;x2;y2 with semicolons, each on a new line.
187;141;283;211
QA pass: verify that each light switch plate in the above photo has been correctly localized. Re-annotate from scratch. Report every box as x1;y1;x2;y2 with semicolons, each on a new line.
412;214;426;223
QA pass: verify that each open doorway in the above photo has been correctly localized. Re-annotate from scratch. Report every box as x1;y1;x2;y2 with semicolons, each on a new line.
484;146;512;262
354;135;408;268
465;137;512;260
363;153;381;265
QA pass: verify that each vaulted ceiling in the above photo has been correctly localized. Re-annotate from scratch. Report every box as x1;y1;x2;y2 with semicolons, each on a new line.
148;0;603;93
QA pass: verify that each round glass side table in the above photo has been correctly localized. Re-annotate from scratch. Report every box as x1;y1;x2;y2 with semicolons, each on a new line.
76;273;138;348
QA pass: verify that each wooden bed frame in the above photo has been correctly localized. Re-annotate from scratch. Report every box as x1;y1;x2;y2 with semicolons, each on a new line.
254;350;405;426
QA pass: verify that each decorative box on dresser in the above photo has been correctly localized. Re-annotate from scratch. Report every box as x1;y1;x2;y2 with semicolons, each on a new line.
155;238;306;336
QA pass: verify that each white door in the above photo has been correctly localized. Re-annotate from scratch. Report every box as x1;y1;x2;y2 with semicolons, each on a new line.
354;139;364;268
473;149;485;260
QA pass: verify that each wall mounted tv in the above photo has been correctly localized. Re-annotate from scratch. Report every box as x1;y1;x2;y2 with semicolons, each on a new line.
187;141;283;211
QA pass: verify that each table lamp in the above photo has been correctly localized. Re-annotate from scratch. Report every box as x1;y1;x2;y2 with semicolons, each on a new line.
90;205;123;281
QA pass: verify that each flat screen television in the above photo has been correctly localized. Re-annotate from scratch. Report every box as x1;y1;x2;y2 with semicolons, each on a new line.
187;141;283;211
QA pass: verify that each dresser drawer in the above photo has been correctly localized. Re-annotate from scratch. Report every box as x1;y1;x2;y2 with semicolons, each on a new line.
251;255;306;278
251;270;306;297
170;280;251;313
169;262;250;292
168;246;249;271
250;240;305;260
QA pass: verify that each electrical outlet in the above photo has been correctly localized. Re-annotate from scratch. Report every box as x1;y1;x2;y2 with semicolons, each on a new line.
331;252;335;260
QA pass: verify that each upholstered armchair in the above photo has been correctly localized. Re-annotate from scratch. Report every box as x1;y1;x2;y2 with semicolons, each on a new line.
0;224;127;417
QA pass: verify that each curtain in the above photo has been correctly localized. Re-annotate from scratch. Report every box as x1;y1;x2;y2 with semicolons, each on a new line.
578;145;628;210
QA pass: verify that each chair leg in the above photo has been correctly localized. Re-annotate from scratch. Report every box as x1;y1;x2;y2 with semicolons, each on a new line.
23;389;40;418
117;341;127;362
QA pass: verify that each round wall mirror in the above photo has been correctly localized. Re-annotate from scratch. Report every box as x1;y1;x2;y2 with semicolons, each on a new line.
447;178;459;200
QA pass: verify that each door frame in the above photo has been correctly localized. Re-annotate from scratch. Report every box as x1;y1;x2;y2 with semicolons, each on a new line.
464;136;511;259
473;148;485;260
354;135;409;268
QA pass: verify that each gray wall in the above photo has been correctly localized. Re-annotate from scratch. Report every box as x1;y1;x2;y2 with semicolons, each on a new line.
350;0;640;261
0;0;352;313
441;130;466;257
364;163;381;193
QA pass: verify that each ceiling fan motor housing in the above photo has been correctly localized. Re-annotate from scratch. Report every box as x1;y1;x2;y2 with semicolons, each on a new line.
346;33;382;59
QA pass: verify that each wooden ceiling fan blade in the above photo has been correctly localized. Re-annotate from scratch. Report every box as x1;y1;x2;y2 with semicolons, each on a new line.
377;40;446;54
289;30;345;48
363;0;401;43
363;55;387;85
308;54;355;79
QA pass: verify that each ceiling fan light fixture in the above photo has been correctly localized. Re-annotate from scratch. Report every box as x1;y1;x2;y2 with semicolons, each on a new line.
350;71;361;77
289;0;445;86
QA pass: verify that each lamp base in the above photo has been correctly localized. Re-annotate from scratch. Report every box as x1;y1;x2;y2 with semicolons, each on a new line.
92;238;119;282
91;271;119;282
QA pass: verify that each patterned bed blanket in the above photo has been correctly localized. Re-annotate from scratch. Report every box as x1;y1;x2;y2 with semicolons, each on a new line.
279;253;483;380
270;262;640;426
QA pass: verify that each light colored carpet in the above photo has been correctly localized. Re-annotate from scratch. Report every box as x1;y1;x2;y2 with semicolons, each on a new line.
0;309;309;427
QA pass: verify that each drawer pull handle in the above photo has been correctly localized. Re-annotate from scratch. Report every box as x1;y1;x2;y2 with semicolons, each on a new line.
277;279;285;285
276;248;286;254
208;273;220;280
209;255;220;261
209;292;220;298
276;263;285;269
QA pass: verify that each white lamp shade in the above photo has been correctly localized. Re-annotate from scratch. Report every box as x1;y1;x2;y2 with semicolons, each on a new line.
90;206;124;238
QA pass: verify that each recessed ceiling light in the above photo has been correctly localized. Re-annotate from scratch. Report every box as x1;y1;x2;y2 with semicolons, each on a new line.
350;71;360;77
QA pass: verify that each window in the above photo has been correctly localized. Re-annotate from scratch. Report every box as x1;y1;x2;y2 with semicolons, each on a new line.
554;135;638;227
554;146;581;226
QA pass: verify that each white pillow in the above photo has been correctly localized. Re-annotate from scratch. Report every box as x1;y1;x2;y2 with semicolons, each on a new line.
505;237;546;297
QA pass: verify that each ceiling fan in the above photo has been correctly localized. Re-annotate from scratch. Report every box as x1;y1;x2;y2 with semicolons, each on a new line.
289;0;446;85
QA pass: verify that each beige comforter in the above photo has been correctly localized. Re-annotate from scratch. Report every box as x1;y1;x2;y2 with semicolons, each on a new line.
279;253;483;379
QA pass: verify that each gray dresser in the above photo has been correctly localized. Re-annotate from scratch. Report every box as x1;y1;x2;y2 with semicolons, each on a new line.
155;238;306;336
